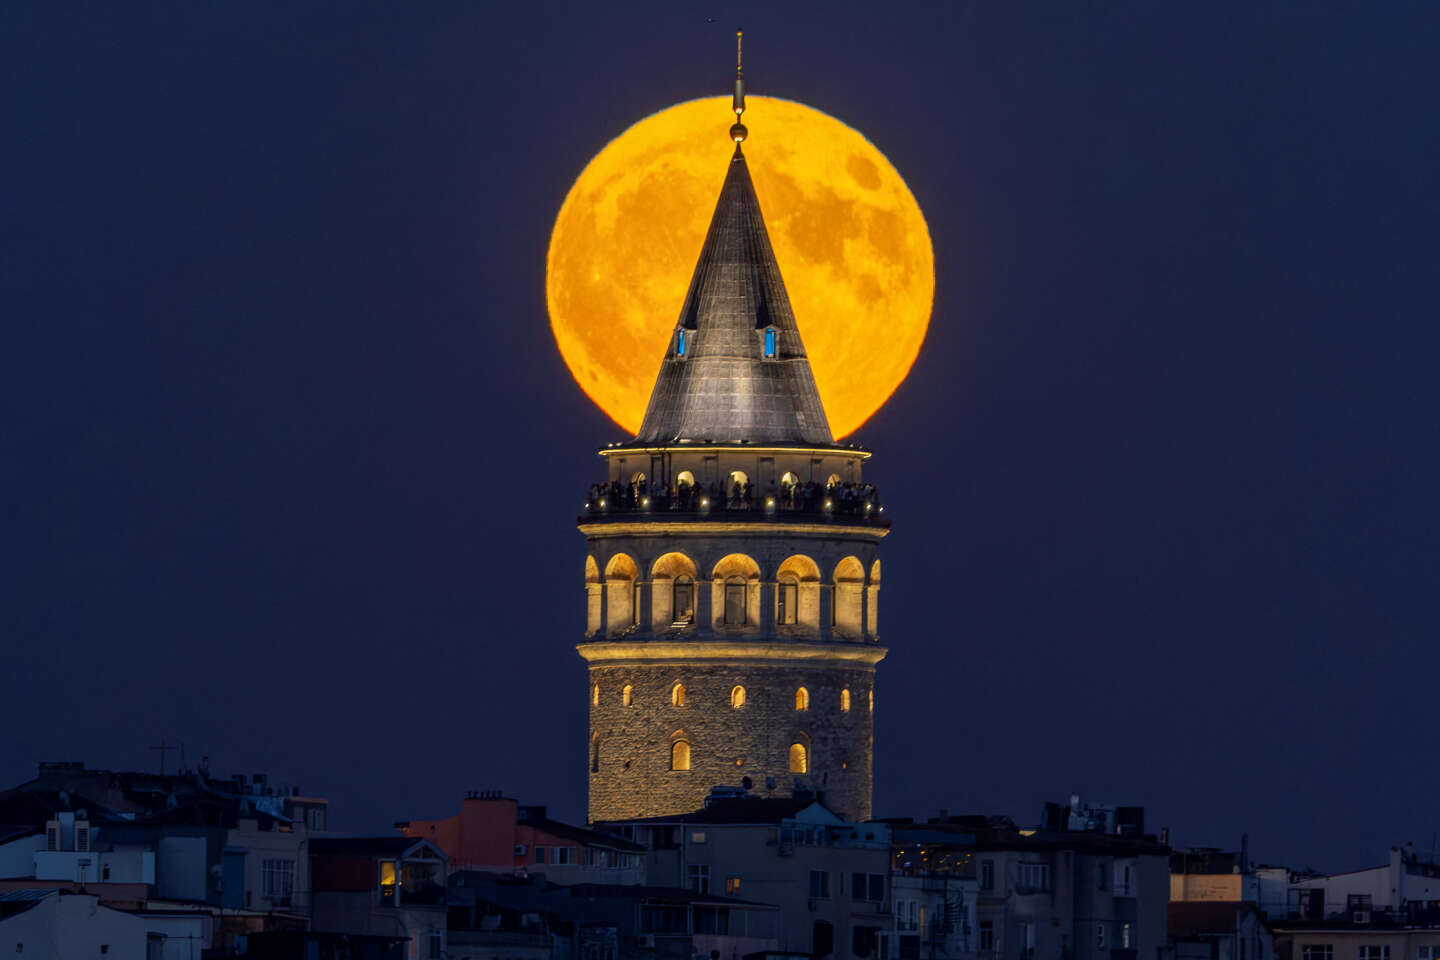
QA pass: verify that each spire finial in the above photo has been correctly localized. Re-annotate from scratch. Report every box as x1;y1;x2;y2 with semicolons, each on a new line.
730;28;748;144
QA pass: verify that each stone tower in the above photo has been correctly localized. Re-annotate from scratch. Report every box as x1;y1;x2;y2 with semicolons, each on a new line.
578;61;887;824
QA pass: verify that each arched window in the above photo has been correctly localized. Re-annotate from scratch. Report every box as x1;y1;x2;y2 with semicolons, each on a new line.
869;688;874;713
585;556;602;636
780;471;799;489
676;470;695;490
591;684;599;707
731;686;746;709
651;553;699;630
795;687;810;711
776;555;821;631
832;556;865;639
591;732;600;773
841;688;851;712
867;559;881;636
826;473;843;489
724;576;747;625
622;684;633;707
763;327;777;358
671;739;691;771
788;742;808;774
604;554;638;635
671;683;686;707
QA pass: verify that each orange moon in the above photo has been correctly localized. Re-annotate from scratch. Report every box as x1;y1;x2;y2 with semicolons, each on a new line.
547;96;934;439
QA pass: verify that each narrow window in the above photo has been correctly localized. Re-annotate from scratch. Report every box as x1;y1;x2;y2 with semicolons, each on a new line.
676;329;687;357
789;742;808;773
731;686;746;709
622;684;633;707
673;576;694;625
632;582;641;626
778;578;798;624
724;578;747;625
591;733;600;773
672;683;686;707
671;740;691;771
869;688;874;712
764;327;777;358
795;687;810;711
591;684;599;706
841;688;851;712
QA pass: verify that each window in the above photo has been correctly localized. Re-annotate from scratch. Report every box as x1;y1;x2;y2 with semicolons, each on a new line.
778;578;798;624
673;576;694;625
533;846;546;864
1357;949;1390;960
1095;924;1105;949
1418;949;1440;960
869;688;874;712
1121;922;1131;949
691;831;707;844
731;685;746;709
851;872;886;901
676;330;687;356
764;327;777;358
1299;948;1332;960
809;869;830;899
841;688;851;712
671;740;691;771
979;859;994;891
591;732;601;772
688;864;710;894
1017;862;1051;892
672;683;685;706
380;860;398;903
724;578;747;624
789;742;808;773
591;683;599;706
795;686;810;711
1349;895;1374;911
622;684;633;707
1097;860;1107;890
978;921;994;951
554;846;574;865
424;932;442;959
726;876;742;895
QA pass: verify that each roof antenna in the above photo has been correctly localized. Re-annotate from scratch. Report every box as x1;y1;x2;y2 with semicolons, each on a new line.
730;29;748;144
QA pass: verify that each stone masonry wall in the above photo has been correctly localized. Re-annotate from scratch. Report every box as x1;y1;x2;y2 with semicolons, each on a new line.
587;661;875;824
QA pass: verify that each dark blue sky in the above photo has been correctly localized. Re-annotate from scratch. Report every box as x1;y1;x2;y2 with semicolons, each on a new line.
4;1;1437;872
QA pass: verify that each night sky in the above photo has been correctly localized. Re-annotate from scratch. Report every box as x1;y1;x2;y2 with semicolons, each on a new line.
5;1;1438;873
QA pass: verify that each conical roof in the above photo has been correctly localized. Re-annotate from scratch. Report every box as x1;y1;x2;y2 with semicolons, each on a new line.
634;144;834;446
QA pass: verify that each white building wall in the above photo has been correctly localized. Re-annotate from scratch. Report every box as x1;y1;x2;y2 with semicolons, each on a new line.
0;835;42;879
156;835;209;901
0;894;146;960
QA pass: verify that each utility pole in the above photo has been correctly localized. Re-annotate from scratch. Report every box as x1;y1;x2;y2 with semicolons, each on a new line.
150;740;173;776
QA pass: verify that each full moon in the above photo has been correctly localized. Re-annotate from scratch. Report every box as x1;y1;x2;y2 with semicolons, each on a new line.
547;96;934;440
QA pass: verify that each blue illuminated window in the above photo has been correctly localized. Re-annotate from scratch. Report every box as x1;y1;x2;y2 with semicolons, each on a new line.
763;327;776;358
676;330;687;357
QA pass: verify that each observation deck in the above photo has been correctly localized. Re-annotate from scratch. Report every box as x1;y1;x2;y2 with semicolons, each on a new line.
580;478;888;529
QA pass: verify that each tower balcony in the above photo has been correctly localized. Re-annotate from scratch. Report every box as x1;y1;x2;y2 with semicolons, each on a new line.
581;480;889;528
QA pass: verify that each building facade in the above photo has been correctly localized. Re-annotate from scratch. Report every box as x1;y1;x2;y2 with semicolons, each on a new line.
578;70;887;825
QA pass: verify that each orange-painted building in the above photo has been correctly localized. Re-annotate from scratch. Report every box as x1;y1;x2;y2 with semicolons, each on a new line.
396;791;645;883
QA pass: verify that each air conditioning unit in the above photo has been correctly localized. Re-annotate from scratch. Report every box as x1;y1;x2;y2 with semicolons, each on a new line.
640;934;656;947
1354;910;1372;924
514;845;528;856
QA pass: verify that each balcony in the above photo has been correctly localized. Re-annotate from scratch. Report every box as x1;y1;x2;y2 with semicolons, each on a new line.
582;481;888;528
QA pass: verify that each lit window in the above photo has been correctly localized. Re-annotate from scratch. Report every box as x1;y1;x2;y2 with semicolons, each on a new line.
841;688;851;712
671;740;691;771
726;876;742;895
869;688;874;712
672;683;686;707
731;686;746;709
789;742;808;773
622;684;633;707
795;687;809;711
591;684;599;706
764;327;776;358
676;330;687;356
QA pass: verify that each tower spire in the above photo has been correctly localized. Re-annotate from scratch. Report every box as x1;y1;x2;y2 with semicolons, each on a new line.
730;29;748;144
